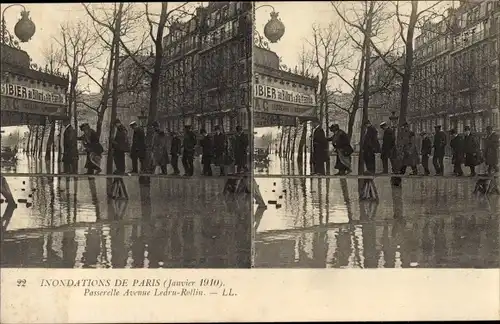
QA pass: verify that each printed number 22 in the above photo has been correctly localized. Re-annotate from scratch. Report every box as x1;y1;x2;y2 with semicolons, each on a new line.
17;279;26;287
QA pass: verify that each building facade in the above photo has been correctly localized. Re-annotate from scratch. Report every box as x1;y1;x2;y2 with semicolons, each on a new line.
159;2;252;135
410;0;500;135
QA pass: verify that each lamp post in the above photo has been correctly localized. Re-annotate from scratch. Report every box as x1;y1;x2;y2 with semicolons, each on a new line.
1;4;36;47
254;4;286;48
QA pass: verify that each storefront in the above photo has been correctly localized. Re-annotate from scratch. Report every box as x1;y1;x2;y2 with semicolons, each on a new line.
0;44;69;127
253;46;318;128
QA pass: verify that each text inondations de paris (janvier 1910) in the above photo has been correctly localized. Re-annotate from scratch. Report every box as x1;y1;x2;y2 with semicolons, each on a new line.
35;278;237;297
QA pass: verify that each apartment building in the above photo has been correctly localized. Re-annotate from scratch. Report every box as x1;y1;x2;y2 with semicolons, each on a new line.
159;1;252;135
410;0;500;134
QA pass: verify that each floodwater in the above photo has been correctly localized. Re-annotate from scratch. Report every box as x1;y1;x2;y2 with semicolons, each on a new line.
2;152;206;175
254;176;500;268
1;176;251;268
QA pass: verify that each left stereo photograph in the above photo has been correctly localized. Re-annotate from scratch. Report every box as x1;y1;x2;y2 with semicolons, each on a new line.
0;2;253;269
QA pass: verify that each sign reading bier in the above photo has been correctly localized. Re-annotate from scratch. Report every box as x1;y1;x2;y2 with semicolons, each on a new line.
254;84;315;106
1;83;66;105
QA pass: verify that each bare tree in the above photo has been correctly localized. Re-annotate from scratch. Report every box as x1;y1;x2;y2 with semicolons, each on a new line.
332;0;396;173
41;43;64;161
109;2;196;173
55;19;102;131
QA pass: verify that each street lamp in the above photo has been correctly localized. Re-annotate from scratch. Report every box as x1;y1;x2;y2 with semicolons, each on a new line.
254;4;285;48
1;4;36;46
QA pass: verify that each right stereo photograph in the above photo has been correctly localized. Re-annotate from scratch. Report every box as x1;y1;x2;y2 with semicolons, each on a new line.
252;1;500;268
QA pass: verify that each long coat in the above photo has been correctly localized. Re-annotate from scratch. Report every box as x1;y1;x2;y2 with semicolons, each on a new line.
381;128;396;159
152;131;170;165
170;136;181;156
401;129;419;166
213;132;226;165
312;126;328;163
200;135;214;164
433;131;447;157
131;127;146;159
421;137;432;156
62;125;79;163
362;125;381;154
183;130;197;154
484;131;499;166
112;125;129;152
463;133;481;167
449;135;464;165
233;132;248;165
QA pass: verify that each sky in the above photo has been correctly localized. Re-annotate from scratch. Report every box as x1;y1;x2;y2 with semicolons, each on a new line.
253;1;454;137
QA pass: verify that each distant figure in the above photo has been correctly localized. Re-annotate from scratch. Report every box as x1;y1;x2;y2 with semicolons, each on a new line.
61;119;79;174
128;121;146;174
361;120;380;174
78;123;103;175
400;122;418;175
328;124;353;175
182;125;197;176
449;128;464;176
463;125;480;176
484;126;499;174
111;119;129;175
170;131;181;175
151;121;169;175
233;125;249;173
420;131;432;175
432;125;446;176
213;125;227;176
199;129;213;176
380;122;395;174
311;120;328;175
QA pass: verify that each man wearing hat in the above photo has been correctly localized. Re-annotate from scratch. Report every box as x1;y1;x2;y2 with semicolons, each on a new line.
128;121;146;173
233;125;249;173
484;126;499;174
449;128;464;176
420;131;432;175
311;119;328;175
361;120;380;174
380;121;395;174
463;125;480;176
432;125;446;175
213;125;227;176
111;119;129;174
60;117;78;174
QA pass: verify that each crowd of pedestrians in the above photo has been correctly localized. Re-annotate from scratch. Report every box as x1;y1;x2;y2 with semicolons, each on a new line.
312;120;499;177
59;118;249;176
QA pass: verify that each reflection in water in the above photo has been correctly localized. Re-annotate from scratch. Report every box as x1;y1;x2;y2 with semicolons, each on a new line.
1;177;251;268
254;174;500;268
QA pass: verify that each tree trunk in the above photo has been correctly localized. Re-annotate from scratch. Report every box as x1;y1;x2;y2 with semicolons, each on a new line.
297;121;307;163
26;127;32;154
278;128;285;157
358;1;374;176
144;3;169;174
39;124;47;159
398;0;418;128
291;126;298;157
106;2;123;175
33;126;40;157
70;79;78;130
286;126;293;158
96;110;105;141
45;120;56;161
57;122;63;163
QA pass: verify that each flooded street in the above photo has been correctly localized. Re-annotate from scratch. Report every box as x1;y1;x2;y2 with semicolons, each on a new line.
1;175;251;268
254;175;500;268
